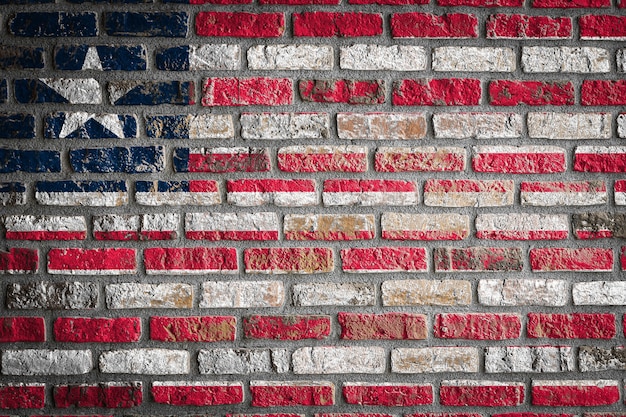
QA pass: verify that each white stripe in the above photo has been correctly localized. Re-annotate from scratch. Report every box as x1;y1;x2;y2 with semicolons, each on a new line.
228;192;318;207
576;146;626;154
146;268;237;275
474;145;563;154
136;192;220;206
5;216;86;232
185;212;278;232
521;191;607;206
250;381;332;387
187;114;234;139
35;191;127;207
442;380;523;387
476;214;568;232
278;145;367;154
153;381;242;387
344;268;424;273
188;146;249;154
0;191;26;205
615;191;626;206
48;269;136;275
94;215;140;232
532;380;618;387
581;36;626;41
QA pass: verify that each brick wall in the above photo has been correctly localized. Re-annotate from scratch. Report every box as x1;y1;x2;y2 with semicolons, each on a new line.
0;0;625;414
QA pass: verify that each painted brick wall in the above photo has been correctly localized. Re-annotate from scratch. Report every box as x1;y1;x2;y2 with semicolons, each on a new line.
0;0;625;414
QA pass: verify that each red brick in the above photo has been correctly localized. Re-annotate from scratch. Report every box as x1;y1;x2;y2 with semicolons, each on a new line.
0;384;44;409
434;246;523;272
299;80;384;105
293;12;382;37
579;15;626;39
202;78;292;107
190;0;252;3
150;316;236;342
393;79;481;106
530;247;613;272
244;315;330;340
574;147;626;173
47;248;136;275
185;148;271;173
341;247;428;273
351;0;428;4
435;313;521;340
262;0;338;3
0;248;38;274
0;317;45;342
487;14;572;39
582;80;626;106
440;382;524;406
54;317;140;343
494;414;574;417
278;146;367;172
343;384;433;406
54;383;142;408
152;382;243;406
375;147;466;173
196;12;284;37
532;382;619;406
528;313;616;339
489;81;574;106
408;414;483;417
144;247;238;274
391;13;478;38
339;312;427;340
438;0;522;4
250;382;334;406
532;0;609;6
317;414;394;417
473;146;566;174
245;247;334;274
622;247;626;270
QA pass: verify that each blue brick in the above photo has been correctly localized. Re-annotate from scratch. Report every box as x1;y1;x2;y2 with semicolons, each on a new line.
54;45;146;71
36;180;126;193
104;12;188;37
0;114;36;139
9;12;97;37
0;149;61;173
108;81;194;106
0;182;26;206
69;146;164;173
0;80;6;104
0;47;44;70
172;148;190;172
15;79;101;104
45;112;138;139
156;46;190;71
0;0;53;3
68;0;150;2
146;115;191;138
136;180;193;193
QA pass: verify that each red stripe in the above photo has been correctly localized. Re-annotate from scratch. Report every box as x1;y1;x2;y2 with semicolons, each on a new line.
375;151;465;172
245;247;333;272
424;179;510;193
6;231;86;241
473;153;565;173
188;152;271;173
521;181;605;193
614;180;626;192
574;153;626;172
54;383;142;408
435;313;521;340
527;313;616;339
530;247;613;271
153;384;242;406
476;231;568;240
278;153;367;173
47;248;135;271
0;317;45;342
324;179;416;193
186;231;279;241
227;179;316;192
341;247;427;271
54;317;141;343
94;231;176;241
144;247;238;271
250;385;334;406
440;385;524;406
0;248;38;273
343;384;433;406
150;316;236;342
243;315;331;340
575;230;613;239
532;385;619;406
382;231;467;240
285;230;374;241
189;180;219;192
0;385;45;409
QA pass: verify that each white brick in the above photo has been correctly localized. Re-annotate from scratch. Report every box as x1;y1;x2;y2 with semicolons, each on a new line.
4;215;86;235
485;347;574;373
284;214;375;240
241;113;330;140
392;347;479;373
93;213;178;239
433;113;522;139
382;279;472;306
198;349;289;374
292;282;375;306
579;347;626;371
475;213;569;239
618;49;626;72
522;47;610;73
188;114;234;139
433;47;515;72
618;114;626;138
478;279;568;306
340;45;426;71
532;379;618;387
2;350;92;375
105;283;193;309
573;281;626;305
185;212;278;237
248;44;333;70
292;347;385;374
99;349;189;374
528;112;611;140
381;212;469;240
189;45;240;70
200;281;284;308
337;112;427;140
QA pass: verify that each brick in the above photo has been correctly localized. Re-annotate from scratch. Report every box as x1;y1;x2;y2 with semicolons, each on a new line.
0;149;60;173
174;147;270;173
575;146;626;172
473;145;566;174
440;381;524;406
574;281;626;305
408;414;483;417
382;279;471;306
342;383;433;406
45;112;138;139
393;78;480;106
478;279;568;306
617;181;626;205
438;0;522;4
324;179;419;206
48;248;136;275
528;112;610;140
580;15;626;40
244;315;330;340
424;179;513;207
382;213;469;240
340;45;426;71
433;112;521;139
55;45;146;70
2;349;92;375
533;0;609;6
435;246;522;272
0;248;38;274
530;247;613;272
293;12;382;37
108;81;194;105
249;45;333;70
375;146;466;172
435;313;521;340
104;12;187;37
93;213;177;241
522;181;607;206
152;381;243;406
5;215;85;241
135;180;220;206
146;114;233;139
196;12;284;37
100;349;189;374
391;13;477;38
532;380;619;406
392;347;479;373
156;45;240;71
582;80;626;105
262;0;338;4
7;281;97;309
489;80;574;106
433;47;515;72
337;113;426;140
245;247;333;274
487;14;572;38
0;46;43;69
573;212;626;239
144;247;237;275
203;77;291;106
185;212;278;241
293;346;385;374
285;214;375;241
299;79;384;105
579;346;626;371
69;146;163;173
485;347;574;373
241;113;330;140
55;317;140;343
150;316;236;342
528;313;616;339
0;79;5;103
339;312;426;340
106;283;193;309
199;348;288;374
341;247;427;273
278;145;367;172
293;283;375;306
0;182;26;206
227;179;317;207
9;12;97;36
200;281;284;308
476;213;568;240
0;113;35;138
522;47;609;73
250;381;334;406
15;78;101;104
36;180;128;207
619;51;626;72
54;382;142;408
0;384;44;409
0;317;45;342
